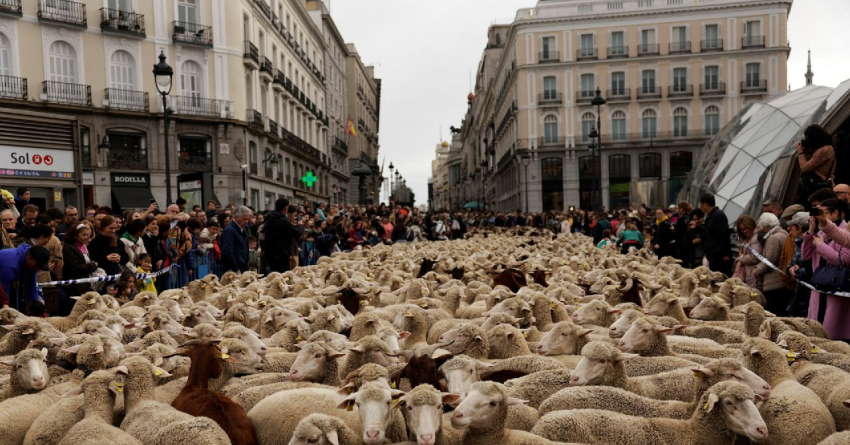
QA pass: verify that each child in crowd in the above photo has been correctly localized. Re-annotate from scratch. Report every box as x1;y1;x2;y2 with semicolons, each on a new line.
596;229;617;249
113;271;137;305
136;253;157;295
248;237;260;272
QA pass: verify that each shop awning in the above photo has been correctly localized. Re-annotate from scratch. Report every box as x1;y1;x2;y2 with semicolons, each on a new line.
112;187;155;211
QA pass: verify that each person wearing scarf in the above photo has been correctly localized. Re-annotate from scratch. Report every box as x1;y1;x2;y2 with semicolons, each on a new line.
120;218;148;271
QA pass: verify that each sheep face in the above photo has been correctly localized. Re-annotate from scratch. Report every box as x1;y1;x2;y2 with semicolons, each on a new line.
377;327;405;354
440;357;491;403
289;342;344;382
570;342;635;386
570;300;619;326
690;297;730;320
694;359;771;398
159;298;186;321
485;298;532;323
705;382;768;442
643;295;679;316
449;383;525;430
288;414;344;445
536;321;593;355
618;318;672;353
439;327;484;356
263;306;302;330
608;309;643;339
309;331;349;353
348;337;398;367
224;325;268;357
220;338;263;375
338;382;404;445
185;306;220;328
1;348;49;391
402;386;460;445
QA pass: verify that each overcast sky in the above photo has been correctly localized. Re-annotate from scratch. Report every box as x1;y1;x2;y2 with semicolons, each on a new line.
329;0;850;206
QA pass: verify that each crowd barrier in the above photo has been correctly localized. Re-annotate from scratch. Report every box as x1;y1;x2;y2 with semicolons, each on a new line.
743;243;850;298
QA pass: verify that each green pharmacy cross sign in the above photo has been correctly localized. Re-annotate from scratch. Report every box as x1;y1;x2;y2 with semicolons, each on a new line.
302;171;317;187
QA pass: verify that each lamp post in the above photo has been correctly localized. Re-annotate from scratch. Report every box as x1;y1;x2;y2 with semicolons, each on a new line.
153;51;174;205
590;86;607;211
388;162;394;200
521;152;531;213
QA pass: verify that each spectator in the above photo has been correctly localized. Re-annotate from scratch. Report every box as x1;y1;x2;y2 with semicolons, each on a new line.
120;219;148;271
753;213;790;315
315;234;339;257
61;223;98;308
380;216;394;242
347;219;367;249
0;244;49;310
316;202;327;222
220;205;251;274
16;204;38;233
1;209;17;248
155;216;177;294
596;229;616;250
699;193;733;276
673;202;693;261
834;184;850;221
176;197;187;213
391;218;408;244
13;187;30;214
682;209;706;268
733;215;762;288
84;207;96;223
248;237;260;272
592;213;612;246
135;253;156;295
205;200;219;220
262;199;302;273
112;271;136;305
780;204;805;225
616;222;644;254
762;198;783;219
796;124;836;208
805;199;850;338
782;212;811;317
89;215;126;276
649;207;675;258
407;219;424;243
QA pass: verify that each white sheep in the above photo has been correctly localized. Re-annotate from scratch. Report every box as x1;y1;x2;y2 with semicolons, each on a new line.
0;347;49;399
56;370;142;445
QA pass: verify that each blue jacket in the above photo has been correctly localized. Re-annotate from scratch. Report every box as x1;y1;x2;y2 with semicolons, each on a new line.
0;244;41;307
220;221;249;273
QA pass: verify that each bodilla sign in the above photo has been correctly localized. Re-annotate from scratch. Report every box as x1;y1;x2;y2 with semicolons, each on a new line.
111;173;149;187
0;145;75;179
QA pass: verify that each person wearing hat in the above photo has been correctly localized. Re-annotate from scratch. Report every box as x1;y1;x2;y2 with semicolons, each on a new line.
0;244;49;309
780;212;810;316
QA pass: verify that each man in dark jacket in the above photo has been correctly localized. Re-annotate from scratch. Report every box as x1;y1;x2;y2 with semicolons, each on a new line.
0;244;49;310
650;208;675;258
220;206;251;274
699;194;732;276
263;199;303;273
592;213;612;246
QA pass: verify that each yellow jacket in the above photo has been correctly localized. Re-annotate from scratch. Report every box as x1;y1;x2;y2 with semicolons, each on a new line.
136;266;157;295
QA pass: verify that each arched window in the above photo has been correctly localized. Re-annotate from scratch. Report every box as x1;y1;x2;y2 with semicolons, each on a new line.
0;33;11;76
639;152;662;178
641;109;657;139
110;50;136;90
541;158;563;212
285;158;291;185
609;154;631;182
263;149;273;178
245;73;253;110
705;105;720;136
611;110;626;140
670;151;693;177
543;115;559;144
581;112;596;142
673;107;688;137
181;60;203;98
248;142;258;174
49;41;77;84
578;155;599;209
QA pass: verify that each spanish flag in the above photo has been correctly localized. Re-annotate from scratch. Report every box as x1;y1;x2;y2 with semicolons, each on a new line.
344;117;357;137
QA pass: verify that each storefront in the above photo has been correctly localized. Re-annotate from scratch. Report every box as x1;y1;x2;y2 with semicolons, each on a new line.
177;172;217;210
110;173;155;213
0;109;81;211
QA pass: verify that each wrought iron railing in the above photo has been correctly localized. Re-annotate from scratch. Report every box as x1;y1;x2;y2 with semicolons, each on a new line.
699;82;726;96
0;75;26;100
172;96;229;117
260;56;273;75
105;88;148;112
636;86;662;99
107;149;148;170
637;43;660;56
606;88;630;101
576;90;595;103
43;81;91;106
539;51;560;63
701;39;723;52
667;84;693;97
178;154;212;172
243;41;259;64
538;92;562;104
172;21;212;46
38;0;86;27
577;48;597;60
249;163;258;175
607;46;628;58
538;136;566;147
247;109;263;128
669;41;691;54
741;80;767;93
100;8;145;36
268;119;279;137
0;0;22;16
742;35;765;49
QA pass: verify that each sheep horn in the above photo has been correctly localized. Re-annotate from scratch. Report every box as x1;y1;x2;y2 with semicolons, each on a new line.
386;349;415;361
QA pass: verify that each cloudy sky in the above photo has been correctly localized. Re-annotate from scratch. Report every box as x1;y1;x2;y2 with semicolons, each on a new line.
330;0;850;206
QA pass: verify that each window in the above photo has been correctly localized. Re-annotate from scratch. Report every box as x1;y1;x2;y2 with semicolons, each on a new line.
641;109;657;138
285;158;291;185
110;50;136;90
608;154;631;182
580;34;594;57
251;189;260;209
541;158;564;212
672;68;687;90
581;112;596;142
542;37;554;59
107;131;147;169
107;0;131;11
543;115;558;143
264;149;274;178
49;41;77;84
641;70;655;92
178;137;211;170
580;73;594;95
639;153;662;178
248;142;258;174
611;72;625;95
181;60;203;99
705;24;719;47
243;14;250;42
0;33;10;76
578;156;600;209
670;151;693;176
705;105;720;135
745;21;760;38
610;31;625;55
178;0;198;24
704;66;719;89
745;63;761;87
673;26;686;43
641;29;655;49
543;76;557;99
611;110;626;140
673;107;688;137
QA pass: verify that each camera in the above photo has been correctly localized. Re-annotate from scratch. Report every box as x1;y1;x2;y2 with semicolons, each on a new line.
810;207;820;216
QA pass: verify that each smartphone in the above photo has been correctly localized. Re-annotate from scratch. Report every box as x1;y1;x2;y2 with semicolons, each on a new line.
810;207;820;216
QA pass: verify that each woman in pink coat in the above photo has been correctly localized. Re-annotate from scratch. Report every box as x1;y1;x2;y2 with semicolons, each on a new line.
803;198;850;340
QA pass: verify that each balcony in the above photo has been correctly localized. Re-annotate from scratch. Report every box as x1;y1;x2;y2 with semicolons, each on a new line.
178;153;212;172
281;127;322;163
0;75;26;100
247;109;263;129
172;95;231;118
576;48;597;60
607;46;628;59
243;41;259;69
701;39;724;52
0;0;22;17
272;69;285;92
268;119;279;137
172;21;212;47
576;90;595;104
107;150;147;170
254;0;271;18
42;81;91;106
700;82;726;96
100;8;145;37
538;92;563;106
250;163;258;175
637;43;660;57
538;136;566;148
585;131;710;146
104;88;148;112
742;35;765;49
38;0;86;27
539;51;560;63
741;80;768;94
667;84;693;98
669;41;691;54
636;86;662;100
259;56;273;81
606;88;630;102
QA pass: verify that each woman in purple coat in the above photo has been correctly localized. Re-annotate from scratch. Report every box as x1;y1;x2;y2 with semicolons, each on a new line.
803;199;850;340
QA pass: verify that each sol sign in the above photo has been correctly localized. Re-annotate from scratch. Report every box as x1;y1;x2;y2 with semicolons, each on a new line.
0;145;75;177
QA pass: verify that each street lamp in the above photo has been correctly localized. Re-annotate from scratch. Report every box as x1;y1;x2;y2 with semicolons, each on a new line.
388;162;394;198
153;51;174;205
590;86;607;211
520;151;531;213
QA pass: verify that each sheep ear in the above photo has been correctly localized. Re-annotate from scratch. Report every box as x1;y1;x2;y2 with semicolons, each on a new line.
577;329;594;338
615;352;639;363
328;350;347;359
474;335;484;343
153;356;164;367
704;393;720;413
506;397;527;406
811;344;825;354
843;400;850;408
475;360;494;370
153;367;172;378
607;308;621;314
776;339;788;347
63;344;82;355
442;393;461;405
39;348;49;359
348;345;365;353
71;296;82;301
691;367;714;379
672;324;687;333
325;431;340;445
653;325;674;334
0;358;13;367
398;331;410;339
61;385;84;398
506;332;515;339
390;389;405;399
22;328;35;335
753;394;764;404
93;345;104;355
336;393;357;410
749;349;763;359
115;365;129;375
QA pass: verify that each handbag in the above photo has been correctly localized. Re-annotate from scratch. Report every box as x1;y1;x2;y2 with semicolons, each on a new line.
800;154;836;191
811;246;850;292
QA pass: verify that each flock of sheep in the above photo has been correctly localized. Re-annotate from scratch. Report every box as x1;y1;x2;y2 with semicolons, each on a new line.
2;229;850;444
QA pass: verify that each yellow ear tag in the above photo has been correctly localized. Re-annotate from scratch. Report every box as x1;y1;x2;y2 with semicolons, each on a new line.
391;381;397;389
750;292;757;297
700;274;707;280
87;299;95;304
702;402;709;410
284;277;289;282
522;331;528;339
391;399;403;410
155;369;164;376
221;353;231;359
692;371;705;380
420;303;428;309
114;383;124;393
260;301;267;306
247;299;254;305
346;401;354;412
576;304;581;309
549;302;555;308
811;347;820;354
172;296;180;301
360;300;368;305
295;335;302;341
786;351;797;363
